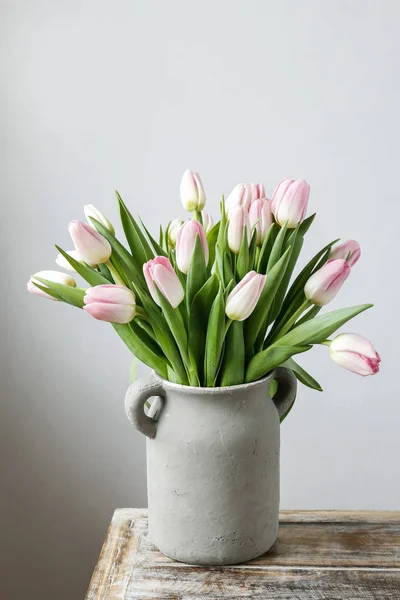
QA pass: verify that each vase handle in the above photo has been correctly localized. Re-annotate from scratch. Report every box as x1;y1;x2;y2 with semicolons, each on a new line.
125;374;165;439
272;367;297;420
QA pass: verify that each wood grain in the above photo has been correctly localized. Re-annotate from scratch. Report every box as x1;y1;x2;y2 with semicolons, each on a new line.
86;509;400;600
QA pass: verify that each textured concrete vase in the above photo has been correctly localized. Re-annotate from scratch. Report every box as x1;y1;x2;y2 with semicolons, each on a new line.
125;368;297;566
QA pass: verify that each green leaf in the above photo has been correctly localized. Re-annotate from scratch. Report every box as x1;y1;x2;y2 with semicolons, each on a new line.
132;282;188;385
280;397;296;423
257;224;276;273
33;278;85;308
245;345;311;383
55;246;110;286
248;230;258;270
280;239;339;312
188;274;219;384
236;227;249;280
207;222;220;271
269;379;278;398
282;357;323;391
223;252;234;285
268;228;302;324
216;199;227;254
97;263;113;282
274;304;373;348
204;284;226;386
267;222;287;273
295;305;321;327
299;213;316;236
245;247;291;356
89;218;144;286
139;217;168;258
219;320;245;386
31;282;62;301
186;234;207;309
116;191;154;265
130;320;167;364
112;322;169;379
155;284;197;385
265;239;339;346
224;279;235;298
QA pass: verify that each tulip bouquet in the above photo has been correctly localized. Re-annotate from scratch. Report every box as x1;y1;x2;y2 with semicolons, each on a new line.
28;171;380;406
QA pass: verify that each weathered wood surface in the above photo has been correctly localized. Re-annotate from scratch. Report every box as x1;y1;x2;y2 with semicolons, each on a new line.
86;509;400;599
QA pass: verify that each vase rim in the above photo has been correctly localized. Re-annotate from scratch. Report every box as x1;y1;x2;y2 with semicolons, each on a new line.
154;371;276;395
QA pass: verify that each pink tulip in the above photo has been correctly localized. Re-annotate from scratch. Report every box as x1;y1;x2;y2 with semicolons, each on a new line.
180;169;206;211
143;257;184;308
69;221;111;265
226;271;266;321
27;270;76;301
251;182;266;202
225;183;253;216
330;240;361;267
271;179;310;228
304;259;351;306
227;206;251;254
176;220;209;274
304;258;351;306
83;284;136;324
84;204;115;234
249;199;273;246
55;249;98;271
330;333;381;376
167;219;183;247
201;210;214;234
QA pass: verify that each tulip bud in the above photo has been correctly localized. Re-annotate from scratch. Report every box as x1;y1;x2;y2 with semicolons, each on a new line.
251;182;266;202
329;333;381;376
201;211;214;234
176;220;209;274
226;271;266;321
83;284;136;324
249;199;273;246
227;206;251;254
55;250;80;272
168;219;183;247
84;204;115;234
180;169;206;211
143;257;184;308
271;179;310;228
305;259;351;306
225;183;252;217
330;240;361;267
69;220;111;265
55;250;98;271
27;270;76;301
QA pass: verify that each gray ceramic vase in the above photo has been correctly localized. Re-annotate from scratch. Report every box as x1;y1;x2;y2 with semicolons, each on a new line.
125;367;297;566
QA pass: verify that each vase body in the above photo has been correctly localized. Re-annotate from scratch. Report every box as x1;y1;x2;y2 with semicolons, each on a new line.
125;368;296;566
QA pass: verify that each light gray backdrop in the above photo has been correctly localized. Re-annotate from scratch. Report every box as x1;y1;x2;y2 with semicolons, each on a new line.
2;1;399;598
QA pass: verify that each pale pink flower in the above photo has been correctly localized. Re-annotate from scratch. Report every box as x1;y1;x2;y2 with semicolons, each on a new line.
143;256;184;308
83;284;136;324
330;333;381;376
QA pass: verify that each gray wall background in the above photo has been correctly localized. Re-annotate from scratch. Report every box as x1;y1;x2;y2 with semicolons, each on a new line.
2;1;399;598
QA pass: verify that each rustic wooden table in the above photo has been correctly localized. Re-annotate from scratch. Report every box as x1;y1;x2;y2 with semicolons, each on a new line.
86;509;400;599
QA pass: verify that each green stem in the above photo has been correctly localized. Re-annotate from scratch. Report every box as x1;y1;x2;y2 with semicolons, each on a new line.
320;340;332;347
274;299;311;341
192;210;203;225
135;306;148;321
105;260;126;286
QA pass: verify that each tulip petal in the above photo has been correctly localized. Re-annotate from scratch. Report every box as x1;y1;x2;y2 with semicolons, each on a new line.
330;350;379;376
83;302;135;324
